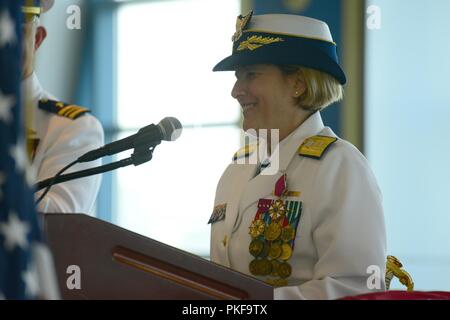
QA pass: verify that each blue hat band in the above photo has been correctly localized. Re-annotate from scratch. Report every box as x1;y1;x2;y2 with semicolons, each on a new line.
214;31;346;85
234;32;339;61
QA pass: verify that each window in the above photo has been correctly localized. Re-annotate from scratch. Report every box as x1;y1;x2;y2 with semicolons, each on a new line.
365;0;450;290
115;0;241;256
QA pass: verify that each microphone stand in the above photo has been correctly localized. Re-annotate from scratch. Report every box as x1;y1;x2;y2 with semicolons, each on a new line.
35;147;154;192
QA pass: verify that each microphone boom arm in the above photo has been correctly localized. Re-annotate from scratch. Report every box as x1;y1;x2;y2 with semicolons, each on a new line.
35;148;154;192
34;116;182;199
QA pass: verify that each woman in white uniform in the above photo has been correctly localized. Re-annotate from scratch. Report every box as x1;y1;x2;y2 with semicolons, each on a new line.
209;12;387;300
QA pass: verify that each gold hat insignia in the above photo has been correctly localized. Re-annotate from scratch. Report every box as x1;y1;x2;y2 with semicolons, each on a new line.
232;11;253;42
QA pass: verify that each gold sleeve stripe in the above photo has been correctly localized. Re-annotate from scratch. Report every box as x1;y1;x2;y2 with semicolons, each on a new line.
57;106;88;119
57;106;72;116
68;108;89;119
63;106;81;117
58;106;77;117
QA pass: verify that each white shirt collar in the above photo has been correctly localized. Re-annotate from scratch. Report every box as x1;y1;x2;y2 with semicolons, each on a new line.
265;112;326;172
21;72;45;104
280;111;325;147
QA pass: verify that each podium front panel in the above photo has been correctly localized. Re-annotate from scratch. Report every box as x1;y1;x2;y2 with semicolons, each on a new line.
44;214;273;300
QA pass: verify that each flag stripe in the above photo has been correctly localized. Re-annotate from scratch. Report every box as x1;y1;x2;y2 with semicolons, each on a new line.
0;1;59;300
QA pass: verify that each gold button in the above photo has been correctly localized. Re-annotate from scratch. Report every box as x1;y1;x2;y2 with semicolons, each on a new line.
222;235;228;247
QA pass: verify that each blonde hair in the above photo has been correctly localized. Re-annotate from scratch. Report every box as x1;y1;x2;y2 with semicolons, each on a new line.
280;65;344;111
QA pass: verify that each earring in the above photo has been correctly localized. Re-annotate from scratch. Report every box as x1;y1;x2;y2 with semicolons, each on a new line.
295;91;300;97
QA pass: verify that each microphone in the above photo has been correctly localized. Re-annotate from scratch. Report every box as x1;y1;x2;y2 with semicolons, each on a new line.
35;117;182;202
77;117;182;163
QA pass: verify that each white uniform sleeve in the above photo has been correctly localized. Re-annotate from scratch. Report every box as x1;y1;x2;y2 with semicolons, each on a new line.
275;143;387;300
36;115;104;214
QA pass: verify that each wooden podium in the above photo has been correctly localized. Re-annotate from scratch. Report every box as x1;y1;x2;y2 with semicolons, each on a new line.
43;214;273;300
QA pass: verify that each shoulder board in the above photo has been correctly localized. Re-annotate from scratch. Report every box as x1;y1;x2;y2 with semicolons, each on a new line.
38;99;90;120
298;135;337;159
232;144;257;161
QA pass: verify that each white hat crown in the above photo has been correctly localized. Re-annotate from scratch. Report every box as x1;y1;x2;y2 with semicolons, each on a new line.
247;14;334;43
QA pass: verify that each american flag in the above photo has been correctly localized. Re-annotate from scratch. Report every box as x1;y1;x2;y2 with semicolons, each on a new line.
0;0;58;300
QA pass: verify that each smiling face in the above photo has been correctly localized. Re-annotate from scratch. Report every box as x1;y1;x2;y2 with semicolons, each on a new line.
231;64;309;140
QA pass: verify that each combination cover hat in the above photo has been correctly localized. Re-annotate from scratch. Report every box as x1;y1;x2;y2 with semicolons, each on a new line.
213;12;347;85
22;0;55;15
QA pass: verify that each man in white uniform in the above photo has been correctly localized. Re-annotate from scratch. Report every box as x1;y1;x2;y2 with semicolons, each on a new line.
210;12;387;300
22;0;104;214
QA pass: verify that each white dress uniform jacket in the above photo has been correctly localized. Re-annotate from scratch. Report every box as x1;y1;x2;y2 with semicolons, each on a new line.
23;73;104;214
210;112;387;300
